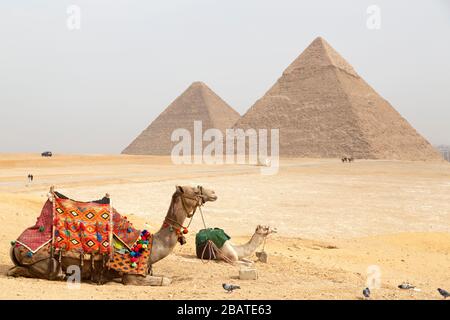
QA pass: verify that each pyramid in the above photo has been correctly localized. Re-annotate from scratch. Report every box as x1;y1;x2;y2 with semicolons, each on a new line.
234;37;441;160
122;82;241;155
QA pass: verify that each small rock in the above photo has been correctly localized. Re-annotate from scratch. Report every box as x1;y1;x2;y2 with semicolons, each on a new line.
256;251;268;263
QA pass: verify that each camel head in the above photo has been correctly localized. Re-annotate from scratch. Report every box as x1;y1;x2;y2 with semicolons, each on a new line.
255;225;277;237
176;185;217;203
174;185;217;219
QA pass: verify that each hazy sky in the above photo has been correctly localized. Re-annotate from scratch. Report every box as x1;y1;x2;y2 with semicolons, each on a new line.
1;0;449;153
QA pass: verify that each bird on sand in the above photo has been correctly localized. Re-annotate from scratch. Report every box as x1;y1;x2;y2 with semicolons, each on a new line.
223;283;240;293
398;282;415;290
362;287;371;299
437;288;450;299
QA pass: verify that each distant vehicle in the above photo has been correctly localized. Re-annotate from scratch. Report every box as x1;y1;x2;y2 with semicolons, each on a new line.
41;151;53;157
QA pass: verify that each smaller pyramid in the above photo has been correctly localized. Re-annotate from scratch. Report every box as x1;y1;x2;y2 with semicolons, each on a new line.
122;82;240;155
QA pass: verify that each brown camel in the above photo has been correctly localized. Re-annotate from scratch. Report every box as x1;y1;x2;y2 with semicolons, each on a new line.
8;185;217;286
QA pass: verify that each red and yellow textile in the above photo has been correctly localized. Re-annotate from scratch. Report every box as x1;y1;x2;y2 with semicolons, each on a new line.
107;230;152;276
112;209;141;249
53;198;112;254
15;191;152;276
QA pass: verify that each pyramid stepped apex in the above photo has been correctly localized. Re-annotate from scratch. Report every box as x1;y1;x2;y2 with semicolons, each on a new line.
122;82;240;155
190;81;208;87
311;36;327;45
235;37;441;161
285;36;358;77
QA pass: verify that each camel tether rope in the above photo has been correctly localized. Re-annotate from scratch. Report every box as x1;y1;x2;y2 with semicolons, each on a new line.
158;186;234;266
163;186;207;245
199;205;271;266
176;187;234;264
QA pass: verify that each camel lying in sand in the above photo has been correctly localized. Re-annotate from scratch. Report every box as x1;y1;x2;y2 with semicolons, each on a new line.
218;225;276;265
8;185;217;286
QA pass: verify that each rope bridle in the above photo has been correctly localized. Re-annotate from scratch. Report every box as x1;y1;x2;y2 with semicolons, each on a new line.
163;186;206;245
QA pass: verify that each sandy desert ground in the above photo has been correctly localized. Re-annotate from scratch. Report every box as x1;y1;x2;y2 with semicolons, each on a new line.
0;154;449;300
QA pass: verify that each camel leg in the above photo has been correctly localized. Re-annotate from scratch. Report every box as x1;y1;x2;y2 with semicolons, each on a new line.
236;260;253;267
122;274;171;286
8;256;63;280
29;258;64;280
218;242;244;265
239;258;254;265
220;244;253;267
219;242;237;260
7;266;34;278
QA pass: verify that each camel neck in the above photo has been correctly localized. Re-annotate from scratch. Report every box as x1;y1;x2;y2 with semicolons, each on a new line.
233;233;265;259
149;194;191;264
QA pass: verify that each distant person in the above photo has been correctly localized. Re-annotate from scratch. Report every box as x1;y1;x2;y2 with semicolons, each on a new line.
27;174;31;183
30;174;34;182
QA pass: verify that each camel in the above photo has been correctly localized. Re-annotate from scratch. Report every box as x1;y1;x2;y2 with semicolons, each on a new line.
217;225;276;265
8;185;217;286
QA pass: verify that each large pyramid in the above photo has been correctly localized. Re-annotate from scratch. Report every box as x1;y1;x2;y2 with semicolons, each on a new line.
122;82;240;155
235;37;441;160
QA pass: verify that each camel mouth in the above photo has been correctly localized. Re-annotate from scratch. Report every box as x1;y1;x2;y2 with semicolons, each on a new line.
200;194;217;203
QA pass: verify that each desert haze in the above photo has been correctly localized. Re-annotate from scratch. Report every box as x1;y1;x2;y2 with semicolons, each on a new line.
0;154;449;299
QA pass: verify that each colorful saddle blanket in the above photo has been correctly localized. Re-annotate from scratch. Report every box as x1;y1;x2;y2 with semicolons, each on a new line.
107;230;152;276
16;200;53;253
16;192;141;254
53;197;112;254
15;191;152;275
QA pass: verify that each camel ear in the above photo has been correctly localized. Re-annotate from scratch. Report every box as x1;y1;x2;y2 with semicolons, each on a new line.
176;186;184;193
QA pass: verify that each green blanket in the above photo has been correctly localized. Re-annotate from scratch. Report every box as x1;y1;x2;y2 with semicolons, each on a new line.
195;228;231;249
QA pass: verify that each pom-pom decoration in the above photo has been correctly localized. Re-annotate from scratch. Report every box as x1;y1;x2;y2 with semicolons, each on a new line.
127;230;152;268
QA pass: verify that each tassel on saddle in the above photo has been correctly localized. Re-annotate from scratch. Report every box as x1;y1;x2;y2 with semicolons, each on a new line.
178;235;187;246
99;254;107;285
47;246;63;280
90;255;95;282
